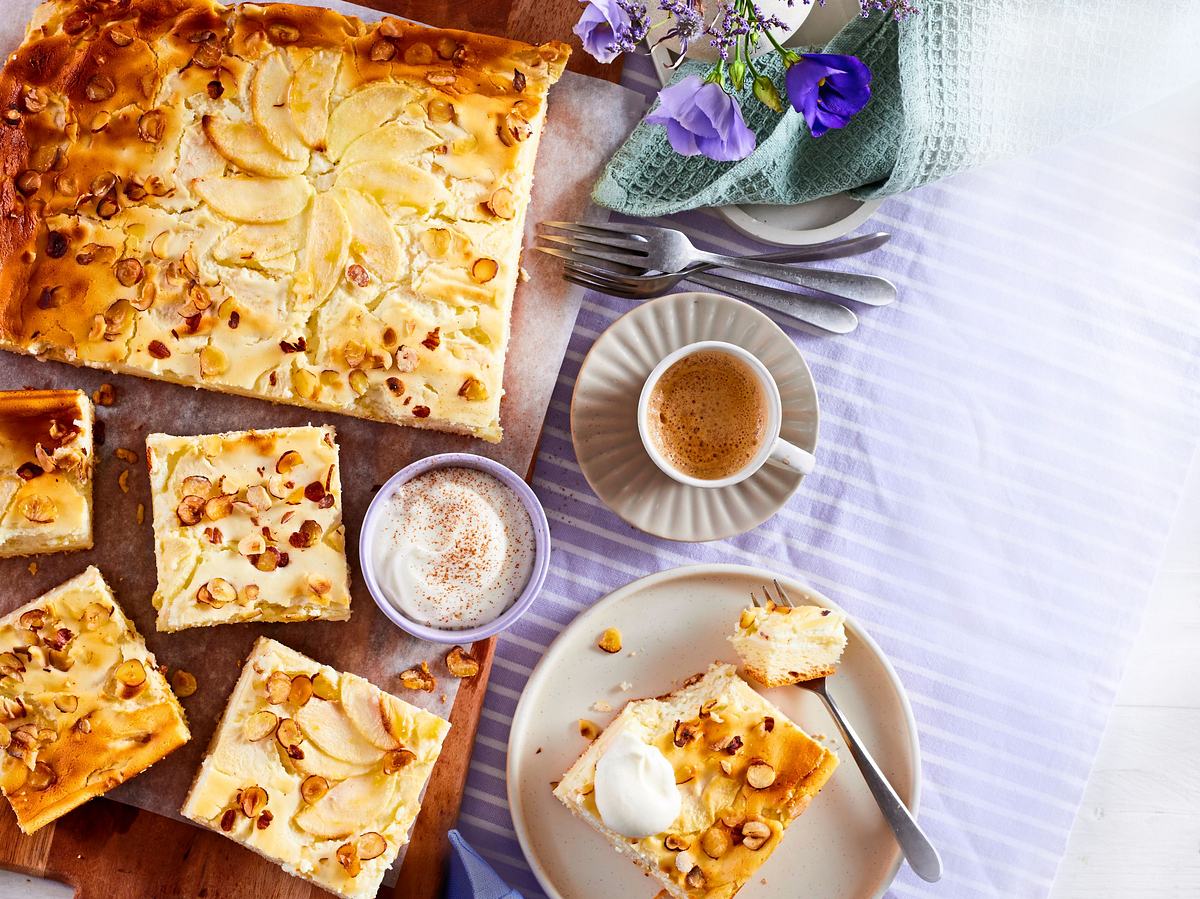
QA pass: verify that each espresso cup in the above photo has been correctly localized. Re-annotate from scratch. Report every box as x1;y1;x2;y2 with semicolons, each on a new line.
637;341;816;489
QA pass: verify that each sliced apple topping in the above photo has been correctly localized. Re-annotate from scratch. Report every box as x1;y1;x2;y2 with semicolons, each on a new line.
333;160;449;213
326;83;416;161
304;191;351;303
294;772;395;840
291;741;374;782
251;52;309;160
294;694;385;767
288;50;339;149
213;221;303;266
201;115;309;177
340;121;442;168
339;673;398;750
193;175;312;223
337;189;403;281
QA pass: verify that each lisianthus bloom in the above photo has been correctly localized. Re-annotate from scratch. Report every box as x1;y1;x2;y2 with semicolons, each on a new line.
785;53;872;137
573;0;631;63
645;75;756;162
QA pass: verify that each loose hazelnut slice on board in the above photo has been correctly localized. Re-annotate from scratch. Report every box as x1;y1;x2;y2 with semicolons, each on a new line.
172;670;198;698
399;663;436;692
578;719;601;741
445;646;480;678
596;628;622;654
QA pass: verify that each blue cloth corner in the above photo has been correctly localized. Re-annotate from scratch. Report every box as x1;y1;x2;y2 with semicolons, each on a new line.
445;829;524;899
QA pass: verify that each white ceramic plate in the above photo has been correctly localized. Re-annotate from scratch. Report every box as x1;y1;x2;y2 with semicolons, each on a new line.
507;564;919;899
649;0;880;246
570;292;818;542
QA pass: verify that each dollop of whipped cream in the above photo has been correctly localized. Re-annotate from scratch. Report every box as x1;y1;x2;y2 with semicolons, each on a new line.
593;732;681;838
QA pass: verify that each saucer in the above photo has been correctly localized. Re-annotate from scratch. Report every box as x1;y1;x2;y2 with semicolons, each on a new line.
570;292;819;542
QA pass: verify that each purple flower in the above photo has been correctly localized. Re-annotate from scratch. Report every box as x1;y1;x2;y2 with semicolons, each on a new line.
573;0;631;63
645;75;756;162
784;53;872;137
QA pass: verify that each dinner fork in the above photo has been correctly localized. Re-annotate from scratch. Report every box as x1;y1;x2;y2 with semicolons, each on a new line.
752;580;943;883
554;257;859;335
540;221;897;307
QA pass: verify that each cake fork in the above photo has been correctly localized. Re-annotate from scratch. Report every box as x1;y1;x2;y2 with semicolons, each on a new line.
752;581;943;883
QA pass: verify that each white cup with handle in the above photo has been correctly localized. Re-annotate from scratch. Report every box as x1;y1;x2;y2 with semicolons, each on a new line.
637;340;816;489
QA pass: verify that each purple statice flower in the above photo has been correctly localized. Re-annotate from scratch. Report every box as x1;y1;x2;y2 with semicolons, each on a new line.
654;0;704;57
784;53;872;137
645;75;756;161
705;1;786;62
574;0;648;63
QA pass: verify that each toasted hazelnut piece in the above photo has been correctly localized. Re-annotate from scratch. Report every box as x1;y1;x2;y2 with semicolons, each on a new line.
699;699;720;719
337;841;362;877
349;369;370;396
240;584;261;606
289;674;314;707
265;671;292;704
306;574;333;597
199;345;229;378
578;719;601;741
54;694;79;713
253;546;282;572
486;187;516;220
0;651;24;675
300;774;328;803
147;339;171;359
404;41;434;64
673;719;701;748
719;758;734;776
369;39;396;61
701;826;731;859
172;669;198;698
289;519;322;549
204;493;234;521
238;533;267;556
740;819;771;850
113;257;144;287
746;759;777;789
219;808;236;831
470;258;498;283
240;785;268;818
275;717;303;750
458;376;488;401
206;578;237;605
48;649;73;672
383;748;416;774
674;764;696;785
399;662;436;692
276;450;302;474
176;494;205;525
16;462;43;481
115;659;146;687
664;834;689;851
714;734;743;755
180;476;213;498
256;810;274;829
244;710;278;742
739;608;756;629
20;495;57;523
312;671;338;701
597;627;622;654
18;609;45;630
29;761;57;792
245;484;272;510
760;716;775;733
357;832;387;861
445;646;480;678
718;811;743;829
685;866;706;890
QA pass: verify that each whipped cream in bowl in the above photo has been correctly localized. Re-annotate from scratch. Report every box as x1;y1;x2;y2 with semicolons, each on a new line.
360;453;551;643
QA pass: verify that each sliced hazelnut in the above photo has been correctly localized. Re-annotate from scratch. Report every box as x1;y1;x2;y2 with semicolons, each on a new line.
244;710;278;742
403;41;434;65
714;734;743;755
267;21;300;43
18;609;45;630
288;519;322;549
238;533;267;556
718;811;743;829
204;493;234;521
239;785;268;818
458;376;488;401
176;494;205;525
85;75;115;102
699;699;719;719
245;485;271;510
357;832;387;861
349;369;370;396
265;671;292;704
147;339;171;359
256;810;273;829
312;672;338;701
701;826;731;859
172;669;198;698
303;481;326;503
276;450;302;474
740;820;771;850
205;578;237;605
337;841;361;877
426;70;457;87
445;646;480;678
306;574;332;597
20;495;57;523
672;719;700;748
199;346;229;378
664;834;689;851
761;716;775;733
29;762;56;792
746;759;777;790
275;717;303;751
427;98;453;122
252;546;282;572
220;808;236;831
181;476;213;497
499;111;533;145
115;658;146;687
369;40;396;62
471;258;498;283
486;187;515;219
113;257;144;286
16;462;43;481
597;628;622;654
300;774;328;803
685;866;706;890
240;584;260;606
719;758;734;776
412;406;431;418
399;662;436;692
383;748;416;774
267;474;292;499
288;674;313;707
578;719;601;741
0;651;24;675
53;694;79;713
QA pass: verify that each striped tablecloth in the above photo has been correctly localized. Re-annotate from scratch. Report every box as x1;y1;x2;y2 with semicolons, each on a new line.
456;59;1200;898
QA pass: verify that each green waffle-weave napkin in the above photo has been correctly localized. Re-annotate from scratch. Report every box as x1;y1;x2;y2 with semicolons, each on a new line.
593;0;1200;216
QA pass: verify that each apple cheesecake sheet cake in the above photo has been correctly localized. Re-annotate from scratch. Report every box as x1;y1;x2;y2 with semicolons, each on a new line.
0;0;570;442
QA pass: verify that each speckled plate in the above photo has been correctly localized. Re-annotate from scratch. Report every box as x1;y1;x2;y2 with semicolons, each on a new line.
570;292;819;542
507;564;919;899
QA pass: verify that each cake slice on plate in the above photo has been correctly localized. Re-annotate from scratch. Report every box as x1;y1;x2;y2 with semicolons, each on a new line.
0;389;94;558
182;637;450;899
730;601;847;687
146;426;351;631
0;567;190;833
554;663;837;899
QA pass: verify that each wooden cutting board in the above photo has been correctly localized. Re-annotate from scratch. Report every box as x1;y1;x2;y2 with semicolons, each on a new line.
0;1;622;896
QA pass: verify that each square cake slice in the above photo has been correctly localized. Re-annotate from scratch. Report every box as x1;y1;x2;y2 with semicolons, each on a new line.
182;637;451;899
0;566;190;833
554;663;838;899
0;389;93;558
0;0;570;442
146;426;351;632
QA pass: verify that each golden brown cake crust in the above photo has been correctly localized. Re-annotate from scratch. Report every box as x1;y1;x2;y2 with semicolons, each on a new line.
0;0;569;442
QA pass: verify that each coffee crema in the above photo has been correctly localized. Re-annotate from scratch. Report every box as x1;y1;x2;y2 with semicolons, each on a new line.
646;349;768;480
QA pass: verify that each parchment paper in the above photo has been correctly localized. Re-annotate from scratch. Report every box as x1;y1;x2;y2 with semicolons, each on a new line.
0;0;645;870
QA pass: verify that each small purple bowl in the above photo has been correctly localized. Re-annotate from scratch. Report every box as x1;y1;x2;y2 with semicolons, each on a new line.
359;452;551;644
